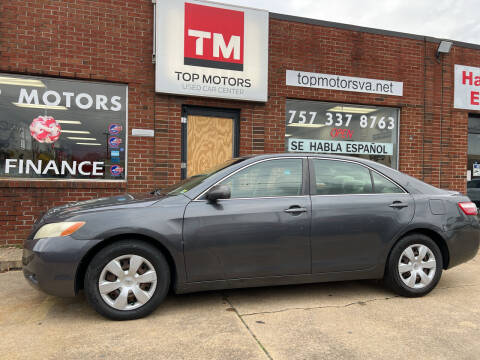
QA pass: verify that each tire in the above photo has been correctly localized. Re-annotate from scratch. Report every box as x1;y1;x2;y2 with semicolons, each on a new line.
84;240;170;320
384;234;443;297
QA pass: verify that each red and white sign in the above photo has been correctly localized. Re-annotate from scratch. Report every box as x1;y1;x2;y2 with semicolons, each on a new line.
29;116;61;143
184;3;244;71
154;0;268;102
454;64;480;110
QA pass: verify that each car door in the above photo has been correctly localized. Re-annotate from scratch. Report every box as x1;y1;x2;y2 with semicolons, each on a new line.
183;157;312;282
309;158;414;273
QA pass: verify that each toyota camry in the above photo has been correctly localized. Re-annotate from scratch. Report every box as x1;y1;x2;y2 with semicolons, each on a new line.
22;154;480;320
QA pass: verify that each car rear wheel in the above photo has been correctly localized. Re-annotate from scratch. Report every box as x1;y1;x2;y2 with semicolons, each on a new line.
385;234;443;297
84;240;170;320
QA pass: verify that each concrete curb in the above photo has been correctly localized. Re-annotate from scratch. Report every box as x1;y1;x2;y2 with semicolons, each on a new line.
0;261;23;272
0;247;23;272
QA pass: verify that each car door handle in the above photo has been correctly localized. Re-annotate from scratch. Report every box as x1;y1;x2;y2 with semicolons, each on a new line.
284;206;307;214
389;201;408;209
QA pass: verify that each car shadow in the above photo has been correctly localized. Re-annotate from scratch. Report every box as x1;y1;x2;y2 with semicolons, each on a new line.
45;279;392;322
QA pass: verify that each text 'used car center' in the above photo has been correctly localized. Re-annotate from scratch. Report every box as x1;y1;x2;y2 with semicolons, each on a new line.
1;0;480;244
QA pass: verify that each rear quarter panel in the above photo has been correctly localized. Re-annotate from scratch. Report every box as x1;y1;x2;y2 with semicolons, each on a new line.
391;194;480;269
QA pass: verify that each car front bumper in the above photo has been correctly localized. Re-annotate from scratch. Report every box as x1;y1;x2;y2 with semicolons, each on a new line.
22;235;100;297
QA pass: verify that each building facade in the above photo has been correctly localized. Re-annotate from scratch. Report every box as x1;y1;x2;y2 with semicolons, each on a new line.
1;0;480;245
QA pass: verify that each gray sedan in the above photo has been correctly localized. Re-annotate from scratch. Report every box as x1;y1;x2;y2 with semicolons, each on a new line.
23;154;480;320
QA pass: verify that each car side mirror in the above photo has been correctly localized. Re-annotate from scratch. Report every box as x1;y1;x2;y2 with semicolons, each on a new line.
205;185;231;202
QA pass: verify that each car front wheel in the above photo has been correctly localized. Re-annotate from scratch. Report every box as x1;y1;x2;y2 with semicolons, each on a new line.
84;240;170;320
385;234;443;297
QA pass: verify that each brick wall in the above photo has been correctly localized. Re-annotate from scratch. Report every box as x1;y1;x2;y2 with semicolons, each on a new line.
0;1;479;244
0;0;158;244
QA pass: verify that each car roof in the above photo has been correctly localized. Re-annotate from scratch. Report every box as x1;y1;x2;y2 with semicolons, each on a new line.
243;152;383;165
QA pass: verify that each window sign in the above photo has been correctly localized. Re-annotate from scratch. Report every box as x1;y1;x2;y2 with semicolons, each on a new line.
0;74;127;180
285;99;399;168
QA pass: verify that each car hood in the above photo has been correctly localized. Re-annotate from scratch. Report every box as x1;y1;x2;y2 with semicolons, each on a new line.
40;193;163;223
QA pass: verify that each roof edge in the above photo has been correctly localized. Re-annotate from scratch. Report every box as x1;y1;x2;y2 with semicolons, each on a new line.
269;12;480;51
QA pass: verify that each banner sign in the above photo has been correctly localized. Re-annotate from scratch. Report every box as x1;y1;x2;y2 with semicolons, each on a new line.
154;0;269;102
454;64;480;110
286;70;403;96
288;139;393;155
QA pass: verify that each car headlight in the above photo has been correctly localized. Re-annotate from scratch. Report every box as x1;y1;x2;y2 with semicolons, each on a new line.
34;222;85;240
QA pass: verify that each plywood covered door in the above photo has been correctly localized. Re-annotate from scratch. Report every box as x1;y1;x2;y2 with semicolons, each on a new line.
186;115;234;177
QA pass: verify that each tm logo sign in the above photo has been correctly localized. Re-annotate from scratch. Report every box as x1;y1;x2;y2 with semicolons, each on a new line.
184;2;244;71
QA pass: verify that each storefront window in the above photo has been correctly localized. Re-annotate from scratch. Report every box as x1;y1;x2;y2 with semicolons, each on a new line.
467;115;480;205
285;99;399;168
0;74;127;180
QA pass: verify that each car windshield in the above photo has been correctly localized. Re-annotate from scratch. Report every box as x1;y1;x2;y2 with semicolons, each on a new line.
158;158;247;196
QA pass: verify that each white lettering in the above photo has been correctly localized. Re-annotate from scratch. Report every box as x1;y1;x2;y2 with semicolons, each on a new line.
61;161;77;175
96;95;108;110
3;159;107;176
26;160;42;174
78;161;91;175
213;34;240;60
42;161;60;175
5;159;17;174
110;96;122;111
18;89;39;105
17;89;122;112
188;29;211;56
92;162;103;176
63;92;74;108
42;90;61;106
75;93;93;109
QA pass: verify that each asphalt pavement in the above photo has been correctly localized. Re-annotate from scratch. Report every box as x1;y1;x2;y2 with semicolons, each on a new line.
1;253;479;360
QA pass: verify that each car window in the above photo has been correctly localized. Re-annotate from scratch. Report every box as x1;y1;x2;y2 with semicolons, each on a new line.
467;180;480;189
163;158;247;195
219;158;303;198
312;159;373;195
372;171;404;193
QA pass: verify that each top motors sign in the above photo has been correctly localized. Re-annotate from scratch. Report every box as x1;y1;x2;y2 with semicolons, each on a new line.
155;0;268;102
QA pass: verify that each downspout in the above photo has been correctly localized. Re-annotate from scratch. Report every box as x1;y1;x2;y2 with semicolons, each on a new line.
422;37;427;181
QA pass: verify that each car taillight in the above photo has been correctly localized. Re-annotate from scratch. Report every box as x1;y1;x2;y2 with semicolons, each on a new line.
458;202;478;216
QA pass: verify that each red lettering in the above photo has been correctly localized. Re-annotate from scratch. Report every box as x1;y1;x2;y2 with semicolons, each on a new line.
463;71;473;85
330;128;354;139
471;91;480;105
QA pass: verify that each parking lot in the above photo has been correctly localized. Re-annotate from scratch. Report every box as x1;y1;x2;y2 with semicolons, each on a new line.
1;253;479;360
